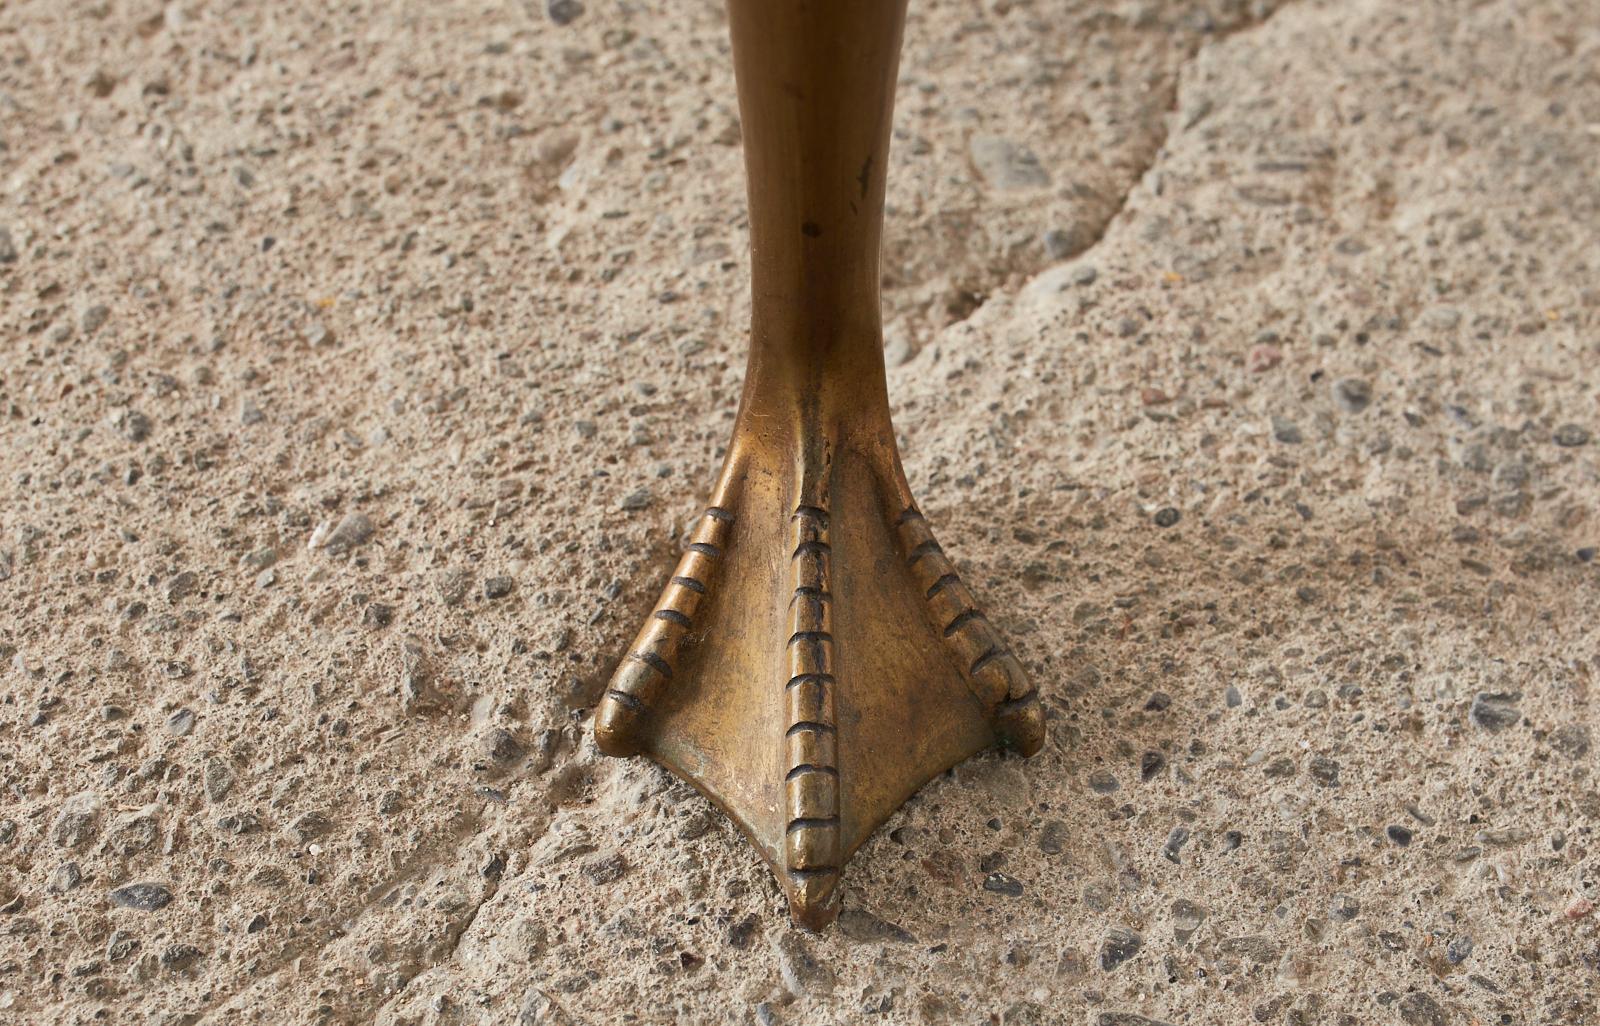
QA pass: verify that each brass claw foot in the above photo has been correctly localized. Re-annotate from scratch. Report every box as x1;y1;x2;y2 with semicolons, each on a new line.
595;449;1043;929
592;0;1045;929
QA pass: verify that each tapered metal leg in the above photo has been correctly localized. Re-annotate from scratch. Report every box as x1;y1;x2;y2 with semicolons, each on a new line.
593;0;1044;930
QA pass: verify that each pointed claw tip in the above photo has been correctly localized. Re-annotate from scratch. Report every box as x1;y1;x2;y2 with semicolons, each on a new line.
786;872;841;931
996;693;1046;757
593;705;643;757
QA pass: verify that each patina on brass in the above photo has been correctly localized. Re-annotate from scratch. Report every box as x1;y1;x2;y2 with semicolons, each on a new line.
594;0;1045;930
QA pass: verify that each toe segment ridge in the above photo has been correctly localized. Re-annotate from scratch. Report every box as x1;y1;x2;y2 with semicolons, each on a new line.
893;506;1045;756
595;507;735;756
783;502;841;927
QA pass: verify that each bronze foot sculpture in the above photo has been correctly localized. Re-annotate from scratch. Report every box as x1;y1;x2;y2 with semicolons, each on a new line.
593;0;1044;930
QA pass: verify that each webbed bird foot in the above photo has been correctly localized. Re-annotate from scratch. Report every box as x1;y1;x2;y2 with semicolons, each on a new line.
595;442;1043;929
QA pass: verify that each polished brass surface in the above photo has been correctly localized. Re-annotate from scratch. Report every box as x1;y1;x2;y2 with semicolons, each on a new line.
593;0;1045;930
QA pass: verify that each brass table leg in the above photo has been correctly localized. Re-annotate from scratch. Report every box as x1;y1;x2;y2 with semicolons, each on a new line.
594;0;1044;930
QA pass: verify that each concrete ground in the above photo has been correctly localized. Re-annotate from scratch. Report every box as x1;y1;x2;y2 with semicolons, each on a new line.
1;0;1597;1023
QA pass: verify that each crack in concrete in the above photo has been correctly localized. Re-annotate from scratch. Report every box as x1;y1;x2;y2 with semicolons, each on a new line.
937;0;1301;334
191;758;561;1024
1064;0;1306;259
1120;5;1304;236
445;881;499;960
189;804;487;1025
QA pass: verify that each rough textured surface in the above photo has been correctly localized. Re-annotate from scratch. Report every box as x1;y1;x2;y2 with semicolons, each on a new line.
1;0;1598;1023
